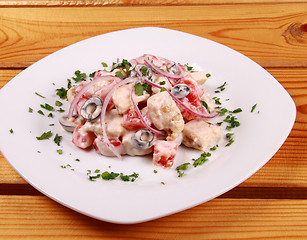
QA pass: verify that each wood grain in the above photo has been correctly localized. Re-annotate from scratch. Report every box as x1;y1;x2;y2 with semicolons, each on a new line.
1;68;306;187
1;0;307;7
0;4;306;68
0;196;307;239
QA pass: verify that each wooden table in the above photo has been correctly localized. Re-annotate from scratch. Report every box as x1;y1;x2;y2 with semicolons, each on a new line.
0;0;306;239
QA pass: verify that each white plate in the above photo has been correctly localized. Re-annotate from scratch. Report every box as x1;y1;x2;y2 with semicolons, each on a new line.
0;27;296;224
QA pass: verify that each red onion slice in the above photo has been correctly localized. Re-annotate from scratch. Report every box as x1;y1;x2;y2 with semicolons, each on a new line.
144;58;185;80
100;77;137;159
68;75;121;118
135;74;217;119
130;88;165;136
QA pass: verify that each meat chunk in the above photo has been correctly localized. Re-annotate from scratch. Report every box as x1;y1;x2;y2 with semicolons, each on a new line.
190;71;208;86
147;91;184;141
153;140;178;168
182;119;222;151
122;131;153;156
112;83;150;114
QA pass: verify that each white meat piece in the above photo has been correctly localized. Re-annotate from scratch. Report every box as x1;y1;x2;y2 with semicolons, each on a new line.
182;119;222;151
147;91;184;141
122;131;153;156
81;109;125;138
150;74;172;94
67;85;78;103
190;71;208;86
200;91;216;113
112;83;150;114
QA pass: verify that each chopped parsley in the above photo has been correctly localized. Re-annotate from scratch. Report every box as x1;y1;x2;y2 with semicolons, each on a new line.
37;110;44;115
28;107;33;113
56;87;67;99
193;152;211;167
134;82;150;96
101;62;108;68
217;81;227;91
115;71;125;79
56;149;63;155
226;133;235;146
40;103;54;111
53;134;62;146
88;170;139;182
35;92;46;98
9;128;13;134
72;70;87;83
201;100;211;113
36;131;52;140
120;172;139;182
159;81;166;85
48;113;53;118
210;145;218;151
213;97;222;105
55;101;63;107
251;103;257;112
160;87;167;92
224;114;240;130
206;73;211;78
176;163;190;177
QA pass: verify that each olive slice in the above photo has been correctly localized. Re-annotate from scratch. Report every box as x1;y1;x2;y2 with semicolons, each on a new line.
171;84;191;99
80;97;103;121
59;115;79;132
131;129;155;150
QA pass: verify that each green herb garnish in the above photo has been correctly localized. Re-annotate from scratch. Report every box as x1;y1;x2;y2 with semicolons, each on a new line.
101;171;119;180
57;149;63;155
251;104;257;112
35;92;46;98
54;134;62;146
36;131;52;140
134;82;150;96
193;152;211;167
176;163;190;177
56;87;67;99
72;70;87;83
55;101;62;107
9;129;13;134
28;107;33;113
37;110;44;115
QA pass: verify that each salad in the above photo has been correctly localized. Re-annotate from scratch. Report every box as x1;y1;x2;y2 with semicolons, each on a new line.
59;54;222;168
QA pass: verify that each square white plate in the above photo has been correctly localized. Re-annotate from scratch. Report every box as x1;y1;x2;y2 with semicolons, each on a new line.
0;27;296;224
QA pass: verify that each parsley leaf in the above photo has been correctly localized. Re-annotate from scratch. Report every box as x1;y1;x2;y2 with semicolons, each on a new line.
54;134;62;146
176;163;190;177
251;104;257;112
56;87;67;99
101;171;119;180
72;70;87;83
36;131;52;140
193;152;211;167
40;103;54;111
134;83;150;96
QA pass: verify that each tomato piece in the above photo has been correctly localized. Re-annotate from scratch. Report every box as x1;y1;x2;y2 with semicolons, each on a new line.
122;107;152;131
153;140;178;168
72;124;96;149
93;136;125;157
176;78;205;121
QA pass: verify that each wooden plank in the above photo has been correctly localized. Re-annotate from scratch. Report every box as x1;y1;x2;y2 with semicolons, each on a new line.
0;5;306;68
0;196;307;239
1;0;307;7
